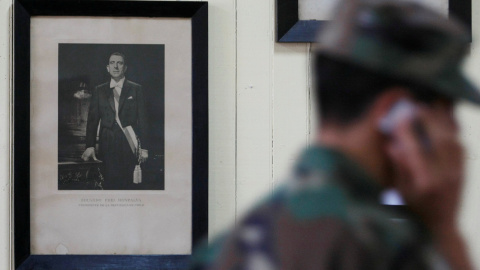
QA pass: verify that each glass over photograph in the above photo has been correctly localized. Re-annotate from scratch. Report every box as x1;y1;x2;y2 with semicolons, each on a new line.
58;44;165;190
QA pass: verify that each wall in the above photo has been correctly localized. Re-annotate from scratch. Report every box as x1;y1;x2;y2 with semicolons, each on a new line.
208;0;313;239
0;0;11;268
458;0;480;267
2;0;480;268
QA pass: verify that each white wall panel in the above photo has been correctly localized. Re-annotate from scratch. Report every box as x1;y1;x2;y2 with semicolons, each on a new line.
272;43;310;185
0;0;11;268
205;0;238;237
235;0;275;217
459;0;480;266
458;103;480;268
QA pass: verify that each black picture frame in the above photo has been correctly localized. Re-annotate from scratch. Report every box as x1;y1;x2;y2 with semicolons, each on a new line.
13;0;208;269
276;0;472;42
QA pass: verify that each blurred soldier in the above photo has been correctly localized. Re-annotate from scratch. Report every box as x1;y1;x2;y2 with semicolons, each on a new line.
191;0;477;269
82;52;149;189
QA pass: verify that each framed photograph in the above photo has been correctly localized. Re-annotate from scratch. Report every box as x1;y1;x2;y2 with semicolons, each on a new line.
14;0;208;269
276;0;472;42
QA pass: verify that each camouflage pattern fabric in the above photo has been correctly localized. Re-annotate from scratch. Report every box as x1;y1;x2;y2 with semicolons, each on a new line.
191;146;450;270
316;0;480;105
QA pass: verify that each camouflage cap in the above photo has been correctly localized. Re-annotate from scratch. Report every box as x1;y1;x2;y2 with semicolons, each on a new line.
315;0;480;105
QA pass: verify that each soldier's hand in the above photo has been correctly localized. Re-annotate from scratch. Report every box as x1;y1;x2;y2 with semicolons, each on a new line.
386;100;463;232
82;147;98;162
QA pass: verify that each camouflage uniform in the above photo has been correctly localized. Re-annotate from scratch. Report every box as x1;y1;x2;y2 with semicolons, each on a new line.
191;147;450;269
316;0;478;105
191;0;480;269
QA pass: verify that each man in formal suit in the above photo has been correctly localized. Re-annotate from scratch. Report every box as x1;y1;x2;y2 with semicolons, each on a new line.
82;52;149;190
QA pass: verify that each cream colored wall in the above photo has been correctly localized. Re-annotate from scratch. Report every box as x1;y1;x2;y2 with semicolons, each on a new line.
459;0;480;267
2;0;480;268
208;0;313;237
1;0;11;268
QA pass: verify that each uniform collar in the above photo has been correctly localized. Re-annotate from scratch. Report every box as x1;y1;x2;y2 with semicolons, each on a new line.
292;145;383;203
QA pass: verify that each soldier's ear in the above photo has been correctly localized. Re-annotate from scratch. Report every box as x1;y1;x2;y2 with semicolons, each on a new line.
124;66;127;73
106;65;110;73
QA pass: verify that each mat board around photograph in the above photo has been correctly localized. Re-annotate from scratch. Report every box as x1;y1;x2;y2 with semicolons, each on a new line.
30;15;192;256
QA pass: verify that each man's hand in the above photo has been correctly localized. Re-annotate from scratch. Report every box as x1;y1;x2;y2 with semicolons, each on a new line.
386;101;472;270
82;147;98;161
139;149;148;163
386;102;462;229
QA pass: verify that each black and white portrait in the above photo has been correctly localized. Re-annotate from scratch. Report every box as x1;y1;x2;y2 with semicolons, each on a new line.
58;44;165;190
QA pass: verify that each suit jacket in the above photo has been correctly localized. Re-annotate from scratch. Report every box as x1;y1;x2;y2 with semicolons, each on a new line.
86;79;149;150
